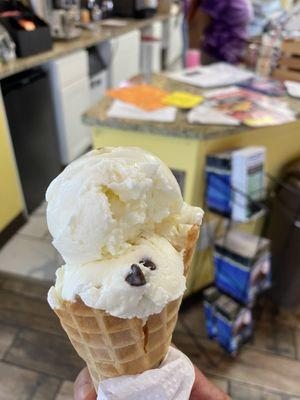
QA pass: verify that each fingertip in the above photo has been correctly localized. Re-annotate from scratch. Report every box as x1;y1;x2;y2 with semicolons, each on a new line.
74;382;97;400
74;368;97;400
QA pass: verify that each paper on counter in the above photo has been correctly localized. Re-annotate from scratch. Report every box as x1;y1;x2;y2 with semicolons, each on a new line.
108;100;177;122
107;84;168;111
168;63;254;88
187;105;240;126
97;347;195;400
162;91;204;109
285;80;300;98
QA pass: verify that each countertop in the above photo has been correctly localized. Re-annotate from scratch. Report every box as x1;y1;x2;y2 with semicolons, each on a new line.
83;74;300;141
0;13;170;80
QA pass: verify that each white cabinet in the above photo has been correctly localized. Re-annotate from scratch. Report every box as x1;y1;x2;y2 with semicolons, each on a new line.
48;50;91;165
109;30;141;87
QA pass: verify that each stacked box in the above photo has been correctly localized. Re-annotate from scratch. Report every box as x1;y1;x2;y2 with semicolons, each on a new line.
214;230;271;306
205;147;265;221
206;151;232;217
203;287;253;355
203;286;221;338
215;294;253;355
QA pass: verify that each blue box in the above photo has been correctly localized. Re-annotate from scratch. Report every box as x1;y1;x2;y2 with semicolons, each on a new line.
215;294;253;355
214;230;271;306
203;286;221;338
206;152;232;217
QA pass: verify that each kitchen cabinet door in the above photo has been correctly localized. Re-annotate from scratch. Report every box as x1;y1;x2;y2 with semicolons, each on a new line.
59;78;91;164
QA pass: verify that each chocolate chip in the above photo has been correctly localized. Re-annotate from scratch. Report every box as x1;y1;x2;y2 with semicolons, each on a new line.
125;264;146;286
139;258;157;271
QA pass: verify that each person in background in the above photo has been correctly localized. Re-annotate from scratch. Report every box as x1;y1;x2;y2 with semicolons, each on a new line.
187;0;253;64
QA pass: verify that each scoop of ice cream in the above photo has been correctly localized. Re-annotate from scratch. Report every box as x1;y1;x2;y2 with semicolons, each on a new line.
46;147;183;265
48;235;186;319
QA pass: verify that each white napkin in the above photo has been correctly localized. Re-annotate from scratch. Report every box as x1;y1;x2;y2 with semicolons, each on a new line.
97;347;195;400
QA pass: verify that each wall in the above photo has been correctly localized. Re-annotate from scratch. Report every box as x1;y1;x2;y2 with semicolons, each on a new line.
0;91;24;232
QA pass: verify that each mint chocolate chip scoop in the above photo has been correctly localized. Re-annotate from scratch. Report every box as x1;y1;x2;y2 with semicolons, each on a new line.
139;258;157;270
125;264;146;286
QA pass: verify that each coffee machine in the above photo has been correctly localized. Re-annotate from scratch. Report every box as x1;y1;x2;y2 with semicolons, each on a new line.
113;0;158;19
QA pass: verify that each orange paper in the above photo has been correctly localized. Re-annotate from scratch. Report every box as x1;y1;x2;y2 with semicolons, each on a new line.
106;84;168;111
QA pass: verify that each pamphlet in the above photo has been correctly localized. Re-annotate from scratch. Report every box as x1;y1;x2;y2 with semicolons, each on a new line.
168;63;254;88
204;87;295;127
163;91;204;109
238;77;286;97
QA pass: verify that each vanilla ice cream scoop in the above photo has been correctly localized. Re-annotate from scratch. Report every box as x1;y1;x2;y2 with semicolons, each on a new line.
46;147;183;265
48;235;186;319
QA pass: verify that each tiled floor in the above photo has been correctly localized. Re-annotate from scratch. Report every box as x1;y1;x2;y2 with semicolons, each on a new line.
0;273;300;400
0;203;63;282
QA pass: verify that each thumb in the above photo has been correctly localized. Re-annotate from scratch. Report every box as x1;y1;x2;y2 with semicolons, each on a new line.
74;368;97;400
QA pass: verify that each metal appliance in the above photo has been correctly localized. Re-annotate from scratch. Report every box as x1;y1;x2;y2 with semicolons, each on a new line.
51;7;81;39
2;67;61;213
113;0;158;19
88;45;108;105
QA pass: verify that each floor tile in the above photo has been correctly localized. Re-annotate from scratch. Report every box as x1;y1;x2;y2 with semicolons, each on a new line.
207;375;228;393
249;323;296;358
18;215;48;240
172;327;226;371
55;381;74;400
31;375;61;400
4;328;84;381
0;235;60;281
256;301;300;332
229;381;284;400
0;273;50;300
0;288;62;335
178;302;207;337
204;345;300;396
0;323;17;359
0;361;38;400
33;202;47;216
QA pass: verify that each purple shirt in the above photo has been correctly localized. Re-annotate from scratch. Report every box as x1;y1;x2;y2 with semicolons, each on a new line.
201;0;253;63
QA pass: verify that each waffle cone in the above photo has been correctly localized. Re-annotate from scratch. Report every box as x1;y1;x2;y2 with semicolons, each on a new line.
53;225;200;390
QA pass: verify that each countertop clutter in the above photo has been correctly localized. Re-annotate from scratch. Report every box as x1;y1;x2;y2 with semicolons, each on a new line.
84;73;300;140
0;13;170;80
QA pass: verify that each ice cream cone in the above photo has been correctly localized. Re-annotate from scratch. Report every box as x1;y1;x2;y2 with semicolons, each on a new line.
52;224;200;390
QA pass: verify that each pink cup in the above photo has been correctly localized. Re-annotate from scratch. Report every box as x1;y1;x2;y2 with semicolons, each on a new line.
185;49;201;68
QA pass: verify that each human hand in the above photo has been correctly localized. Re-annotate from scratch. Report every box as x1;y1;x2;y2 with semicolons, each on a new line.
190;365;230;400
74;368;96;400
74;366;229;400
